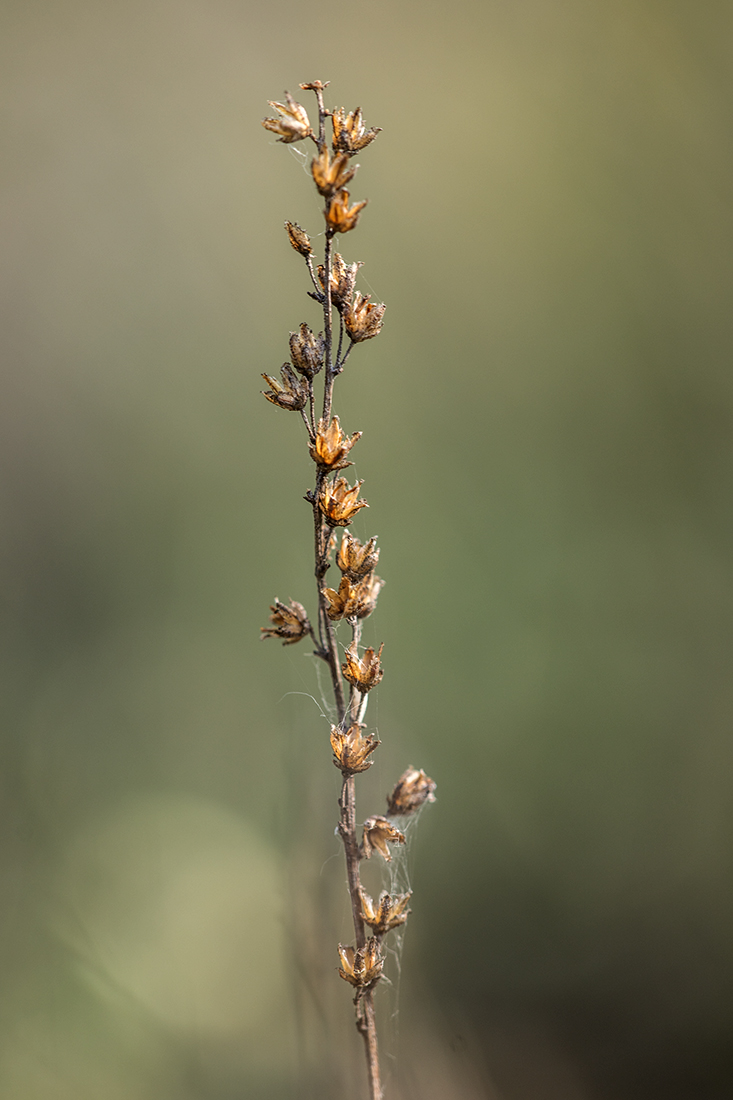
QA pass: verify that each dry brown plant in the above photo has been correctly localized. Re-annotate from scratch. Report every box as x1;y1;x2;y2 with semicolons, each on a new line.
260;81;435;1100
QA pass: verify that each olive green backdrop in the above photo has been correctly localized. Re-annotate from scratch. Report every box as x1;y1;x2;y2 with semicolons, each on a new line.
2;1;732;1098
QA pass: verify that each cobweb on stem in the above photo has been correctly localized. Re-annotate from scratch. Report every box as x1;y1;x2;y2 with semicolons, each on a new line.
363;768;437;1068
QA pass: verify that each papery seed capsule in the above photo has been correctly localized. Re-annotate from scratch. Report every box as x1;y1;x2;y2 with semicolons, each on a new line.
338;938;383;988
309;416;361;471
344;292;385;343
318;477;369;527
337;532;380;579
285;220;312;256
332;106;381;156
262;91;312;143
261;365;308;411
342;641;384;691
289;323;324;380
360;888;411;933
311;148;356;197
325;189;368;234
387;767;437;815
260;598;311;645
330;724;380;773
361;815;404;862
317;253;363;311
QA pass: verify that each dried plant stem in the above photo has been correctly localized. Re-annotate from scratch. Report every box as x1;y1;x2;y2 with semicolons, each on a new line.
310;86;382;1098
313;497;346;716
260;81;434;1100
322;230;336;424
339;774;382;1100
339;776;364;945
358;993;382;1100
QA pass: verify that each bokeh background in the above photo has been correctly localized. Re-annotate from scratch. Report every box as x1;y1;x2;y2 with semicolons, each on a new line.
2;1;733;1097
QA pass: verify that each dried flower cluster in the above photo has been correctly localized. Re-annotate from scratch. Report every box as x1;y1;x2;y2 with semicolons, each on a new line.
260;82;434;1100
360;888;412;934
260;598;311;646
331;724;380;774
338;938;384;989
387;767;438;816
362;815;406;862
309;416;361;471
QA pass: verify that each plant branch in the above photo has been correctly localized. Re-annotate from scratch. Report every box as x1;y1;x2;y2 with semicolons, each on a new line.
338;772;383;1100
305;254;324;302
311;82;328;152
311;474;345;718
335;312;344;371
357;993;382;1100
336;338;355;375
322;229;336;425
261;82;401;1100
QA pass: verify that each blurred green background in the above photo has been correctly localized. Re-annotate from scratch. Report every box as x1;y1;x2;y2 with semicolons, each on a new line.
2;1;733;1097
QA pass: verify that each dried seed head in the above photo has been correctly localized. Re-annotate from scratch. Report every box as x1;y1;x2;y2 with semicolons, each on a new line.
309;416;361;471
317;252;363;311
344;292;386;343
361;815;405;862
323;573;383;620
338;938;383;989
262;91;312;144
333;253;362;309
354;572;383;619
331;724;380;774
342;641;384;692
337;532;380;579
285;220;312;256
261;365;308;411
318;476;369;527
325;189;368;234
323;575;359;621
260;598;311;645
387;767;437;815
289;323;324;380
360;888;412;934
332;106;381;156
311;147;357;197
299;80;330;92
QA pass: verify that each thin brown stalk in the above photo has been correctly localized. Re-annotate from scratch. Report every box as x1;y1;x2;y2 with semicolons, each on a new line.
358;993;382;1100
336;338;355;375
314;521;346;717
339;761;381;1099
322;229;336;425
339;774;365;947
305;254;324;301
260;81;432;1100
346;616;364;726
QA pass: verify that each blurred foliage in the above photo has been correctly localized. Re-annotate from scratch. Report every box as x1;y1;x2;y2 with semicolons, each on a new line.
1;1;732;1097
